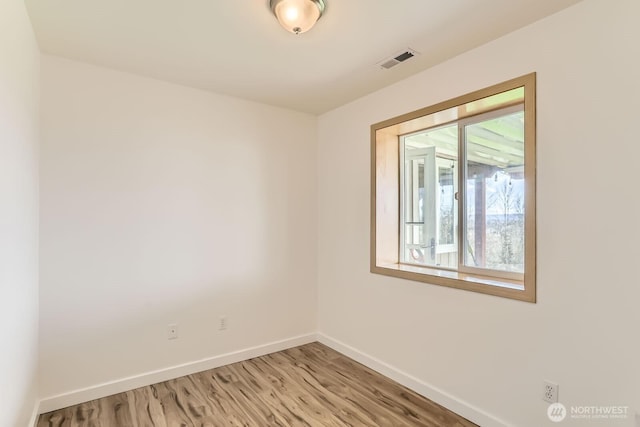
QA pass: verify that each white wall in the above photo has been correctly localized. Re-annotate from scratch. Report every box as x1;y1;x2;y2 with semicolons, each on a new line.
317;0;640;426
39;56;317;398
0;1;41;425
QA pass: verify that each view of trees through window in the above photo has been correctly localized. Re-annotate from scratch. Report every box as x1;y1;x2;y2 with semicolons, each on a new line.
466;168;525;273
464;111;525;274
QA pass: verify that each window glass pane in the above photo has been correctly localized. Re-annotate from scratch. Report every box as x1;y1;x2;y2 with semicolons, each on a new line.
438;165;455;246
464;110;525;273
403;158;425;263
402;124;458;268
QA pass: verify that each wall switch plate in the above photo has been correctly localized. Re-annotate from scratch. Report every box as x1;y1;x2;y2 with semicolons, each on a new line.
543;380;559;403
168;323;178;340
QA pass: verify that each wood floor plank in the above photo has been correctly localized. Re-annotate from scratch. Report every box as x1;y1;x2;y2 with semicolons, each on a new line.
262;352;379;426
38;342;477;427
38;407;73;427
191;367;268;426
234;356;338;426
276;347;422;426
221;362;300;425
325;356;450;425
97;390;135;427
124;387;165;427
297;344;473;427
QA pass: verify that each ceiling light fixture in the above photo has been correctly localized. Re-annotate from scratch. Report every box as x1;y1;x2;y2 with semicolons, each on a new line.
270;0;326;35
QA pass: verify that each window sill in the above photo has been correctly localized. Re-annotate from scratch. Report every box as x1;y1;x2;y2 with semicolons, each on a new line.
371;263;534;302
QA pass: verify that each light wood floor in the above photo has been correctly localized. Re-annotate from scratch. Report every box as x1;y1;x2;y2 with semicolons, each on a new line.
38;342;476;426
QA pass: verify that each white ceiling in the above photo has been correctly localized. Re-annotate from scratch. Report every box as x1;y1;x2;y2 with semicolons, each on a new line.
25;0;581;114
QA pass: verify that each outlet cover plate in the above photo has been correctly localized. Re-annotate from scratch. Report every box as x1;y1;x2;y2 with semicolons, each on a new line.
168;323;178;340
543;380;559;403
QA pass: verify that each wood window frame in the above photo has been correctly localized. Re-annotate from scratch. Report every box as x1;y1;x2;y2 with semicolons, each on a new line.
370;73;536;302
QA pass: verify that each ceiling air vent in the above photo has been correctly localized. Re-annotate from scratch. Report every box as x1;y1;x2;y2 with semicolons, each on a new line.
378;48;419;70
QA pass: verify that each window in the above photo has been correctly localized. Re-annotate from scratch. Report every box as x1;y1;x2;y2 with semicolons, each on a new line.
371;74;536;302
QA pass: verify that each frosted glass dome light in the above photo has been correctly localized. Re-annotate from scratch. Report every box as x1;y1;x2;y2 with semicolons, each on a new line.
270;0;326;35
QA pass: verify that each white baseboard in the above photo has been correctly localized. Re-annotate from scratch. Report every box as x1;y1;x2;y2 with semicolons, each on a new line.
37;332;508;426
318;333;511;427
29;400;40;427
38;333;316;414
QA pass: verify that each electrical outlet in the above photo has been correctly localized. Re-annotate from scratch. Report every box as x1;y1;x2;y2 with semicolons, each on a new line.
167;323;178;340
543;380;559;403
219;316;227;331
